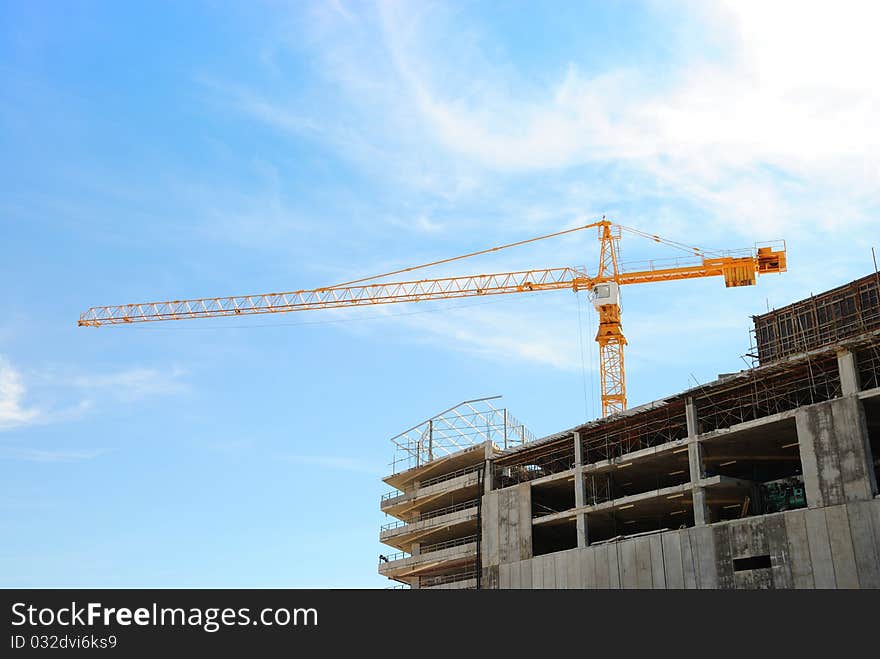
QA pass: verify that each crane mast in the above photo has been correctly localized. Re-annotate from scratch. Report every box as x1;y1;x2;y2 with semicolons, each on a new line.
79;219;786;420
594;222;627;415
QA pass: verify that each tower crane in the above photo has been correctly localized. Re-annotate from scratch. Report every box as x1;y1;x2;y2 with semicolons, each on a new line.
78;218;786;417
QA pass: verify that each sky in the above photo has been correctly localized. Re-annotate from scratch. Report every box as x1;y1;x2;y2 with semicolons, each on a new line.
1;0;878;588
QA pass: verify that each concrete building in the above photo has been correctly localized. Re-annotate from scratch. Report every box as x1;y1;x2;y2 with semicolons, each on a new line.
379;274;880;588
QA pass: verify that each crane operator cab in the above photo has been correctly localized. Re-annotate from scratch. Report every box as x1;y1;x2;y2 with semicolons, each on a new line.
590;282;620;310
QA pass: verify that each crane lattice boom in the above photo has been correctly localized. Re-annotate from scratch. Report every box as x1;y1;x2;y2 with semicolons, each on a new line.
78;267;589;326
79;219;787;418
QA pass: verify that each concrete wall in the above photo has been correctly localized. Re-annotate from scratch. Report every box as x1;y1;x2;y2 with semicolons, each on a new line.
796;396;877;507
477;381;880;589
481;483;532;569
487;499;880;589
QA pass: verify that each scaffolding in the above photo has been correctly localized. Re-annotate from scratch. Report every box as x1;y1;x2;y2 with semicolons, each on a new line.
581;401;688;465
692;354;840;433
494;440;576;486
857;343;880;391
492;400;688;484
581;465;691;507
752;272;880;364
494;341;857;482
388;396;536;473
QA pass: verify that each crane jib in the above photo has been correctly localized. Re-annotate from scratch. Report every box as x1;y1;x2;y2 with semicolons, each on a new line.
78;220;786;420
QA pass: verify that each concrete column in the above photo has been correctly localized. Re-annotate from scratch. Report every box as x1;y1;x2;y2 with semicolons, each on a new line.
483;440;494;494
483;462;493;494
685;396;699;437
692;487;709;526
838;349;861;395
688;443;704;482
795;397;877;507
686;397;710;525
576;513;590;547
427;419;433;461
573;431;590;547
685;397;703;480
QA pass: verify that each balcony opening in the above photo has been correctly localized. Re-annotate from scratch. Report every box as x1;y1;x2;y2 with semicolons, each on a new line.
532;518;577;556
700;416;805;521
862;396;880;493
531;478;575;518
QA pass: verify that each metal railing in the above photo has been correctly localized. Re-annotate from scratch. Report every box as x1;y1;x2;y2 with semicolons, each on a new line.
380;518;409;532
380;499;479;532
420;498;478;521
379;551;409;564
420;570;477;587
379;535;477;565
617;248;758;276
421;535;478;555
380;465;481;506
419;463;482;488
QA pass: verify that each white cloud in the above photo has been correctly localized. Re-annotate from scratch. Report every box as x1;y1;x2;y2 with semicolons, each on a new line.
322;0;877;232
327;287;598;373
0;357;41;430
402;304;582;371
211;0;879;379
277;454;380;474
0;447;109;463
0;355;189;432
70;366;188;403
228;0;880;221
380;212;446;235
468;8;862;232
220;0;858;259
411;214;444;234
328;0;356;22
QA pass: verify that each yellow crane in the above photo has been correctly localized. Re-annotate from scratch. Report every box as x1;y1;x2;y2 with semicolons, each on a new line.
78;218;786;417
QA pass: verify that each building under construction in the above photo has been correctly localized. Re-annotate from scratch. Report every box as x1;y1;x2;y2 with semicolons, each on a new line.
379;272;880;588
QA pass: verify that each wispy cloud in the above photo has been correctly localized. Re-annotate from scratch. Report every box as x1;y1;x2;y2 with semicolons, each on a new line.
386;213;446;235
0;447;110;463
0;354;189;432
328;0;355;22
276;453;381;474
0;356;43;430
396;299;589;371
374;0;878;232
70;366;189;403
230;1;878;236
202;0;878;378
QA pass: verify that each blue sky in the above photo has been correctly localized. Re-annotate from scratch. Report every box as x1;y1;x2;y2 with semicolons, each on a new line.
1;1;877;587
